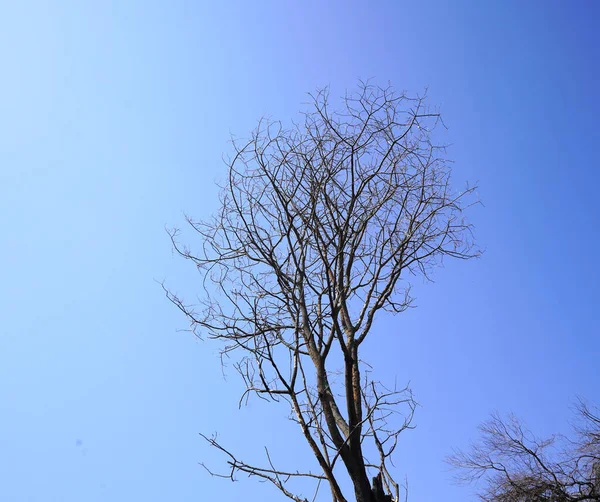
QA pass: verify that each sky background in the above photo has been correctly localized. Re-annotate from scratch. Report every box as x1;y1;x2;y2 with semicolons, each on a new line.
1;1;599;501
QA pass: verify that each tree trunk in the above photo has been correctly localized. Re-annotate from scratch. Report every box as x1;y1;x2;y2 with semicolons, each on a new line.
371;473;392;502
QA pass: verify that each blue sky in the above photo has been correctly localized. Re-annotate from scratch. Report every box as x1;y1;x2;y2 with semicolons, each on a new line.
1;1;599;501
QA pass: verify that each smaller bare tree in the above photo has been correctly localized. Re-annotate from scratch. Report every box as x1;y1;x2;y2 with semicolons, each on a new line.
449;400;600;501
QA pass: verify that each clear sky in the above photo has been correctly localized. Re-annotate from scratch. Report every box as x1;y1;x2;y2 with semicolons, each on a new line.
1;1;599;501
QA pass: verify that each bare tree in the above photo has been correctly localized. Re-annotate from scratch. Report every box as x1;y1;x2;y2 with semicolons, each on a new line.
449;400;600;501
165;82;478;502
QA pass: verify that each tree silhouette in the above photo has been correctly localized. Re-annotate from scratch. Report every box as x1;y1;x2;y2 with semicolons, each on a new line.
166;82;478;502
450;400;600;501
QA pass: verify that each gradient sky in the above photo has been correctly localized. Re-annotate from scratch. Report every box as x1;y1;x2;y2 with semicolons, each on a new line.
1;1;599;501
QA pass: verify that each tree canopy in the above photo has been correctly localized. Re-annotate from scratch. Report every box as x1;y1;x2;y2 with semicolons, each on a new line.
166;82;478;502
